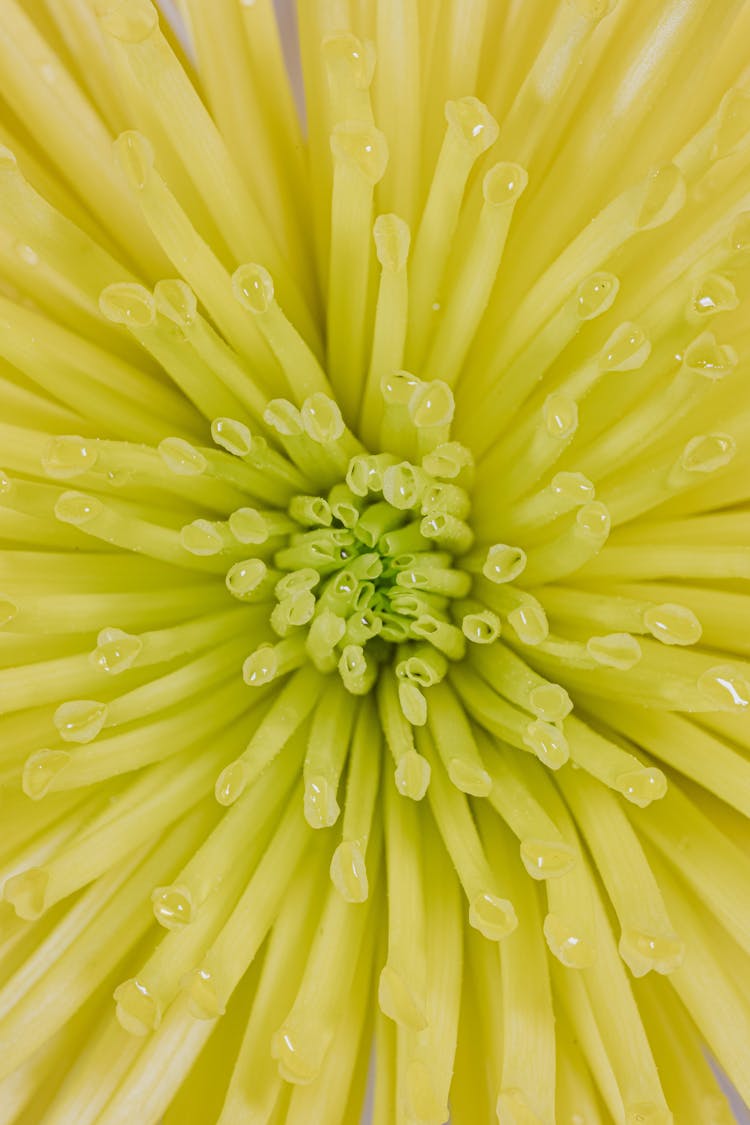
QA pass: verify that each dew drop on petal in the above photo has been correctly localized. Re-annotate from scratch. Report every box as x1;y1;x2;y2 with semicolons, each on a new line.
543;912;596;968
643;603;702;646
54;491;104;526
394;749;431;800
619;928;685;977
151;883;194;930
329;840;369;903
519;839;577;880
614;767;667;807
158;437;206;476
113;978;161;1035
53;700;108;744
698;664;750;710
22;750;70;799
91;627;142;674
468;891;518;940
3;867;50;921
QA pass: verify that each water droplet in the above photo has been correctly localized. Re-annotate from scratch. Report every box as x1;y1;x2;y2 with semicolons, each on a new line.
323;32;375;88
180;519;224;556
469;891;518;940
643;603;701;646
529;683;572;721
301;393;345;443
523;721;569;769
698;663;750;709
214;759;248;806
226;558;267;599
3;866;50;920
54;699;108;744
448;757;492;796
330;840;369;903
156;436;206;477
271;1022;324;1085
688;273;739;320
543;393;578;438
151;883;193;929
232;262;274;313
520;839;577;880
97;0;158;42
576;271;619;320
22;749;70;800
54;491;103;526
543;912;596;967
614;767;667;807
226;507;265;545
394;749;431;800
185;967;225;1020
445;96;499;153
100;282;156;328
398;680;427;726
154;279;197;328
263;398;304;437
620;928;684;977
380;369;421;407
242;644;278;686
409;380;455;428
483;161;528;206
91;627;142;674
373;213;410;271
682;332;737;379
550;471;595;504
211;417;253;457
303;774;341;828
599;322;651;371
114;978;160;1035
586;632;641;669
42;435;97;479
679;433;735;473
576;501;610;540
330;121;389;182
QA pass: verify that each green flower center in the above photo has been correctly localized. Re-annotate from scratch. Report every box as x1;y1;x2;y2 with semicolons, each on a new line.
207;400;502;725
247;452;473;705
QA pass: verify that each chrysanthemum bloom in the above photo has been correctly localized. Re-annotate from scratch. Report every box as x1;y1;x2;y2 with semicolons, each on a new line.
2;0;750;1121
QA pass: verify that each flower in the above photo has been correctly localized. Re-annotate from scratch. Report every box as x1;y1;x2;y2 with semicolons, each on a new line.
1;0;749;1121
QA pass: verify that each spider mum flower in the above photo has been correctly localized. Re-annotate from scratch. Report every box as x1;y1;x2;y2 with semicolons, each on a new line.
1;0;750;1122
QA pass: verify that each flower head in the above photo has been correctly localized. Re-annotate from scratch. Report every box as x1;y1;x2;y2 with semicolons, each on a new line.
1;0;750;1122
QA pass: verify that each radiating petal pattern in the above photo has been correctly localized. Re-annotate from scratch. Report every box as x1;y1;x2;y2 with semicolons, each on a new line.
0;1;749;1122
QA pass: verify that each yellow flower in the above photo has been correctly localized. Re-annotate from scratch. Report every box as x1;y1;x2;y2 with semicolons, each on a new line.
1;0;749;1122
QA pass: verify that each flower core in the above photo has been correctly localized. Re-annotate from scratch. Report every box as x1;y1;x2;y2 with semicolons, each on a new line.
2;0;750;1122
